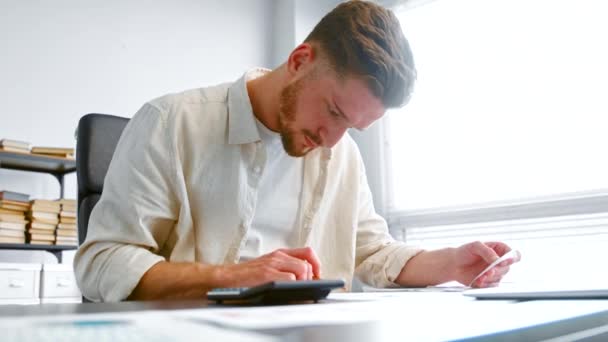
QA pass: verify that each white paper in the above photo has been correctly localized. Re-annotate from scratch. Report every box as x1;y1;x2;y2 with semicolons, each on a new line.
361;285;467;293
0;311;276;342
175;292;608;341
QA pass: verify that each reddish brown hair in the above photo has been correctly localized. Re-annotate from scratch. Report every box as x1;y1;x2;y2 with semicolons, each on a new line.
304;0;416;108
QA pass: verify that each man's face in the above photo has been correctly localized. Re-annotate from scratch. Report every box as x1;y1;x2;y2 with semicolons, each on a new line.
278;69;385;157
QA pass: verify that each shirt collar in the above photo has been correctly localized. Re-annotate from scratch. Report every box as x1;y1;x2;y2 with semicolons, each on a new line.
227;68;269;145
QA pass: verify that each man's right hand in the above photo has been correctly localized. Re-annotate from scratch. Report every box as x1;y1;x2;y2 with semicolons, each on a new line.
213;247;322;288
128;247;322;301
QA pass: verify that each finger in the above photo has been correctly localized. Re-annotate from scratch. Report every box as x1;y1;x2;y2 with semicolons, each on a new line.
469;241;500;264
473;271;501;288
278;247;321;278
471;276;485;288
484;273;504;285
270;270;297;282
488;266;510;281
498;250;521;267
282;260;309;281
478;281;501;288
306;261;313;280
479;274;503;287
498;259;514;267
484;241;512;257
269;251;310;280
278;247;322;279
239;267;297;287
473;269;493;288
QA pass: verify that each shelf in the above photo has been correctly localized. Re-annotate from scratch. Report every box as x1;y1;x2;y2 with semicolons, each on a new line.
0;243;77;262
0;151;79;262
0;151;76;175
0;243;77;252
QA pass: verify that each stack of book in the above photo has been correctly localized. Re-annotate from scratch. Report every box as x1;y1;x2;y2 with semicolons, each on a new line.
31;146;75;159
27;199;60;245
57;199;78;246
0;191;30;244
0;139;31;154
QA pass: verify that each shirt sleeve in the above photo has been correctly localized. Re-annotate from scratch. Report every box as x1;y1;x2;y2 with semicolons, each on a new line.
353;154;423;288
74;103;179;302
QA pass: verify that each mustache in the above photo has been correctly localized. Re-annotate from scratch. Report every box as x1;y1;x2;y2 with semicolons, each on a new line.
303;129;322;146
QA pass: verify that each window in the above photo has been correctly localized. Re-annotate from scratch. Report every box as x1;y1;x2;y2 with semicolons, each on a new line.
388;0;608;212
385;0;608;284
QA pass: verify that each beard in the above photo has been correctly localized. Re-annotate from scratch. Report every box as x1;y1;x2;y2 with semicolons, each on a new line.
278;77;319;157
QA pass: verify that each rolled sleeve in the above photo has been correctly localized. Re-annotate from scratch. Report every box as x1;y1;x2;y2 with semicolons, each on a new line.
74;103;179;302
99;244;165;302
353;155;423;288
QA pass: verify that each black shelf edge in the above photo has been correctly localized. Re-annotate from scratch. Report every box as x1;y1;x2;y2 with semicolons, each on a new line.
0;243;78;251
0;151;76;175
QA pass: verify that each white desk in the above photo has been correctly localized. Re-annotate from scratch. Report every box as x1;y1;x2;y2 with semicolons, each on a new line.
1;292;607;341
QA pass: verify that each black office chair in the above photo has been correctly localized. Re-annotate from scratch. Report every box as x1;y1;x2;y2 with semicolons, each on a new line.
76;113;129;244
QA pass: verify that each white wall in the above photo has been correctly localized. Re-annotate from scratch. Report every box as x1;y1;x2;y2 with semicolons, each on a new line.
293;0;340;44
0;0;384;215
270;0;340;68
270;0;295;68
0;0;274;200
1;1;384;267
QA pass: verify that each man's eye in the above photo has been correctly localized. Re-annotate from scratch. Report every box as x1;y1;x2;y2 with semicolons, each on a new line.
329;109;341;118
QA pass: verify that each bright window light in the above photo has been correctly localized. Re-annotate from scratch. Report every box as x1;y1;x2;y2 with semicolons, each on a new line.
389;0;608;211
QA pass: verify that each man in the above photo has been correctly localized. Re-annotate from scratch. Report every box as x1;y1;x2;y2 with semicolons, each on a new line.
74;1;519;302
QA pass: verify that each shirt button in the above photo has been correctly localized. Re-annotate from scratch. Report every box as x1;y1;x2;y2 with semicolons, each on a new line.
253;166;261;174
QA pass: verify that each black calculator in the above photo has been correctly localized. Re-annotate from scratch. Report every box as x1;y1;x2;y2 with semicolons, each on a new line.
207;279;345;304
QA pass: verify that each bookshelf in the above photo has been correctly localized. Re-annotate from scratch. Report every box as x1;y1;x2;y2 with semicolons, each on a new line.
0;150;76;198
0;243;76;262
0;151;78;261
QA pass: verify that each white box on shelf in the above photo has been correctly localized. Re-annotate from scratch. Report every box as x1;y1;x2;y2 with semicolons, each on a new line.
0;250;58;264
40;263;82;301
0;263;41;305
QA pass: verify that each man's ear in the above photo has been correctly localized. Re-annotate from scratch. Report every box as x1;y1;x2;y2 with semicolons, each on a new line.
286;43;316;77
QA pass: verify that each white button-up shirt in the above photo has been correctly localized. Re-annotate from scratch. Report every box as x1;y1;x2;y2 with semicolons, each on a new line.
74;70;423;302
239;115;303;261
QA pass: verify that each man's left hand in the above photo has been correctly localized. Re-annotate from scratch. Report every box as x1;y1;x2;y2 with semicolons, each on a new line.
452;241;521;288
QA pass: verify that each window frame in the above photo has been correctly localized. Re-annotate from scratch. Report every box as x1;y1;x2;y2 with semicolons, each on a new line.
378;0;608;235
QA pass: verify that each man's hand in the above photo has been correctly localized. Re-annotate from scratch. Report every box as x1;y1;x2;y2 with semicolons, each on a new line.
214;247;322;288
128;247;321;301
452;241;521;288
395;241;520;288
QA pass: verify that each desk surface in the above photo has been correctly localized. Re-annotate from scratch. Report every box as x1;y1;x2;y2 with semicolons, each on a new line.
1;293;607;342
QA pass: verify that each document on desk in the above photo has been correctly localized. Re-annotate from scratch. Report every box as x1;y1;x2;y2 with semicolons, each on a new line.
174;292;487;331
173;293;608;341
0;311;277;342
177;301;395;330
361;285;467;292
362;280;467;293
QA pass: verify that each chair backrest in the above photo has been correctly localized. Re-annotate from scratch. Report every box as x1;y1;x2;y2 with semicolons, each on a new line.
76;113;129;244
